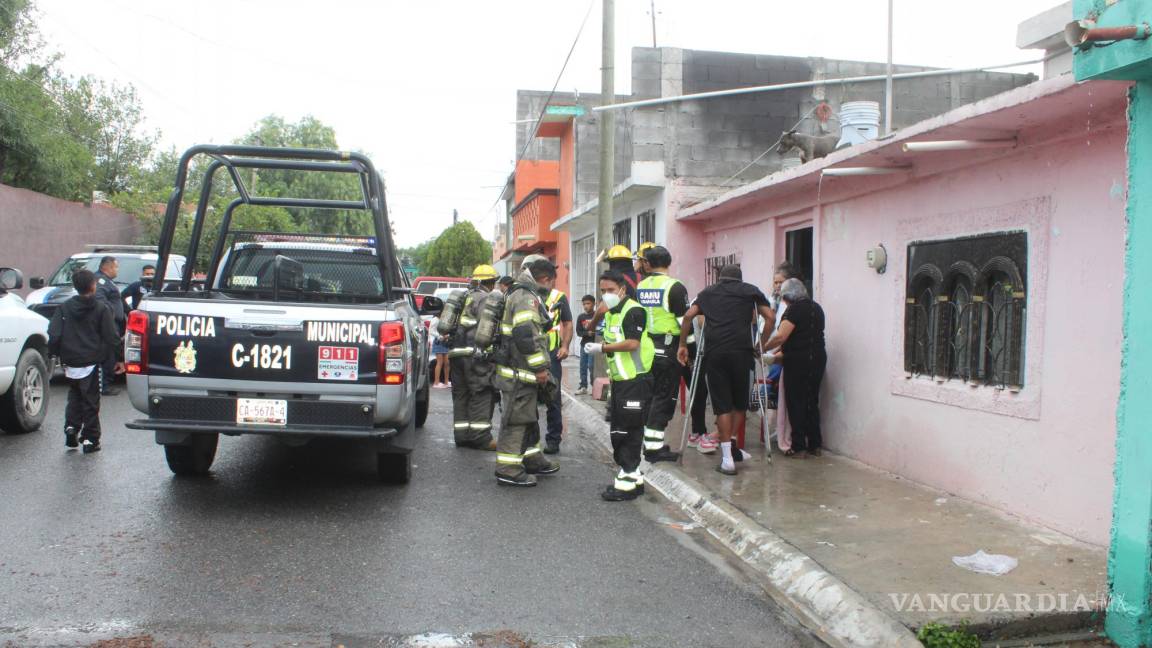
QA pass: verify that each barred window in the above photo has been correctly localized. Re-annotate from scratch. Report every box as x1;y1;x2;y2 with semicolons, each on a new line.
637;209;656;245
613;219;632;249
903;232;1027;389
705;253;738;285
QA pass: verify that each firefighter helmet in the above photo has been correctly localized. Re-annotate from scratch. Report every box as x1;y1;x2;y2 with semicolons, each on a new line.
606;244;633;260
520;253;549;269
471;264;498;281
634;241;656;259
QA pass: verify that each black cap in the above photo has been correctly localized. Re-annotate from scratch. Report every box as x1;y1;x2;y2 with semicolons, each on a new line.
498;275;514;286
718;264;742;282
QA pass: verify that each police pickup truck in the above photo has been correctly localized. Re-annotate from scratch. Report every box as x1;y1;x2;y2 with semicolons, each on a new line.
125;146;439;483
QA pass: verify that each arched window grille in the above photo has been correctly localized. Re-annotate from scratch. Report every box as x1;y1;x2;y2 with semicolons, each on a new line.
905;234;1026;389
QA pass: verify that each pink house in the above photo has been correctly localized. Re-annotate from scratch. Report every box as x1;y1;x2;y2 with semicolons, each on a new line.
675;75;1131;546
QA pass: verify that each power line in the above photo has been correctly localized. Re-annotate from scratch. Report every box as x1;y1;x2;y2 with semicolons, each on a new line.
40;10;197;119
488;0;596;212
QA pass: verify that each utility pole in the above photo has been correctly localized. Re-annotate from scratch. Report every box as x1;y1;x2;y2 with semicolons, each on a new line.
453;209;458;226
884;0;894;135
649;0;657;48
597;0;615;271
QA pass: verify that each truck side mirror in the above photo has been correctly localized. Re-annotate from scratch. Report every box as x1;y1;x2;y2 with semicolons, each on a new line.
29;276;44;290
419;295;444;316
0;267;25;293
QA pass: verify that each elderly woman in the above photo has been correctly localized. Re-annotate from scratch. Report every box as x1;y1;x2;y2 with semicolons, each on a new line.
762;278;826;457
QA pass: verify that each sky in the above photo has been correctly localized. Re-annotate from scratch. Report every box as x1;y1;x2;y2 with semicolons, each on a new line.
33;0;1060;247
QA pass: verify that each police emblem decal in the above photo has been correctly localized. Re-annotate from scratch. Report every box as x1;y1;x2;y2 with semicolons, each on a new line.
174;340;197;374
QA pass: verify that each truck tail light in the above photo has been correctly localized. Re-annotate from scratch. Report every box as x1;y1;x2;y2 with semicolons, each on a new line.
126;310;149;374
378;321;406;385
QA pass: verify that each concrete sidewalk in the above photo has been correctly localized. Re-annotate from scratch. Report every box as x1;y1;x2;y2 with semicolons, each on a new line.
557;358;1110;647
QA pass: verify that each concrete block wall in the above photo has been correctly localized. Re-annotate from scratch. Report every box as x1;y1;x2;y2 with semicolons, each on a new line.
629;47;1035;185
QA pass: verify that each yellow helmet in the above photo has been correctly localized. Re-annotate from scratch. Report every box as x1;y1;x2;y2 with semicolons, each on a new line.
471;264;498;281
606;244;633;260
634;241;656;259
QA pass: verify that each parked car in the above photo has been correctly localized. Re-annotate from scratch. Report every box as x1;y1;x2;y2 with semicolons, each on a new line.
412;276;468;309
24;246;187;322
0;268;50;434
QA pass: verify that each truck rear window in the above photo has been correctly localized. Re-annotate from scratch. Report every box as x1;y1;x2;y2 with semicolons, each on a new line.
222;248;384;300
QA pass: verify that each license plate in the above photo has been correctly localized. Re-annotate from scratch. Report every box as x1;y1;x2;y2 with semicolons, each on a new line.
236;398;287;426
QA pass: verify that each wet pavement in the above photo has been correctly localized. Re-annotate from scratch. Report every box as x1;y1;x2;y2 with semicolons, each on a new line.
0;382;818;648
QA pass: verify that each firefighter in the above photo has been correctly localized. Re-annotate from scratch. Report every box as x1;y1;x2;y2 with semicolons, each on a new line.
606;244;640;297
491;258;561;486
518;255;572;454
582;270;654;501
635;245;686;462
634;241;656;279
448;264;500;450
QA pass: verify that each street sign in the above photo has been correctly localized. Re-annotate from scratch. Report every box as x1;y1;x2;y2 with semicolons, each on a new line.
545;105;587;117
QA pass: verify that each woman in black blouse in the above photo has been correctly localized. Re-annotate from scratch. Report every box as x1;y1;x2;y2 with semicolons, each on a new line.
762;278;826;456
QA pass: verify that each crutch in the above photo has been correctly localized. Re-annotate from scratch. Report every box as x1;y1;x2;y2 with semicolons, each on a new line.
751;308;774;464
676;319;705;463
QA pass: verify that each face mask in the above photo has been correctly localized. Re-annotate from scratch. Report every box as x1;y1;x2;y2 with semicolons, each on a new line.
602;292;622;310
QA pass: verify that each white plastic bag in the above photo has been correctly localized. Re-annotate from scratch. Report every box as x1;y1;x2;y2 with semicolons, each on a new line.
952;549;1018;576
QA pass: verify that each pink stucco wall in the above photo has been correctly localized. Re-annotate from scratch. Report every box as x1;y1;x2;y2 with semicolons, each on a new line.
687;121;1127;545
0;183;140;288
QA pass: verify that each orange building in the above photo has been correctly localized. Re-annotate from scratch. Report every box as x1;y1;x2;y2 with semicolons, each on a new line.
497;107;584;291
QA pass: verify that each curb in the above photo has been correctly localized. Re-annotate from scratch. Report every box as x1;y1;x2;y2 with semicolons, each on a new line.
563;391;923;648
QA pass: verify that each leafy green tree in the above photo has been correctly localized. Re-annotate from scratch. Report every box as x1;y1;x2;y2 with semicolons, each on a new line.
0;1;154;200
63;76;156;193
422;221;492;277
236;115;366;235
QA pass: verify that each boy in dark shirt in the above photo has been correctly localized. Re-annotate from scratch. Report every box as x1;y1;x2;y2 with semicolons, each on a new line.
48;270;124;453
574;295;596;394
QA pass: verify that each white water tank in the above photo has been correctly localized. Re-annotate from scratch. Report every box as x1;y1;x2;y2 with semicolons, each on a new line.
836;101;882;149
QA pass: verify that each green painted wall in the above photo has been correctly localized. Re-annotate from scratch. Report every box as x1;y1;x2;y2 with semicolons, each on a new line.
1073;2;1152;645
1105;79;1152;648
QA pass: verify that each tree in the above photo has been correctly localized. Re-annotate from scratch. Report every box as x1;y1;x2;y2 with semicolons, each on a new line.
236;115;366;235
0;1;154;200
63;77;156;194
422;221;492;277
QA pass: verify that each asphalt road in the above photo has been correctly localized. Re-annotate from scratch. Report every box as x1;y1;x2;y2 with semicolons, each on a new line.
0;383;817;648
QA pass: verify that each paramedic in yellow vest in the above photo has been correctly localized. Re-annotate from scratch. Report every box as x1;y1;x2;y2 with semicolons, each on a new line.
582;270;655;501
635;245;688;462
448;264;499;450
491;259;562;486
521;255;573;455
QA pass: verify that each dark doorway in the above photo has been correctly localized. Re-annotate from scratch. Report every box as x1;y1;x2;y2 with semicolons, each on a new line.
785;227;814;297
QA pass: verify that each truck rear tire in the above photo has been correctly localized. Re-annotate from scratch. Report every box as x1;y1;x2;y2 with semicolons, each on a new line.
377;451;411;484
0;348;48;434
165;433;219;476
415;383;429;428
